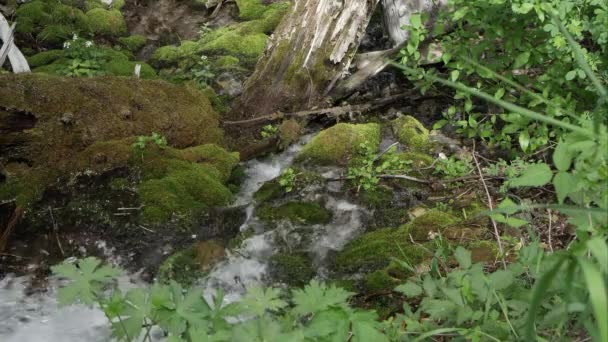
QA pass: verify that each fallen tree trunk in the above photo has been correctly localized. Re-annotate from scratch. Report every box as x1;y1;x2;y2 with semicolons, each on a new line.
230;0;380;120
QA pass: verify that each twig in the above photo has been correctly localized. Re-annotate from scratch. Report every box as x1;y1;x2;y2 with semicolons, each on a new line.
377;174;431;184
373;142;399;162
116;205;144;211
0;206;23;253
48;206;65;257
138;225;155;233
547;209;554;252
472;146;506;270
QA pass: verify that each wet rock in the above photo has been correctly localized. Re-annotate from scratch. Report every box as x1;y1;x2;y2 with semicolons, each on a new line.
214;72;244;97
157;240;226;286
257;201;333;225
268;252;315;287
195;206;247;241
390;115;431;152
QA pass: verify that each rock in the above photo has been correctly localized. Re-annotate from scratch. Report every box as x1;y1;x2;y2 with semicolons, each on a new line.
391;115;431;152
214;72;244;97
297;123;381;166
268;252;315;287
195;206;247;241
257;201;333;225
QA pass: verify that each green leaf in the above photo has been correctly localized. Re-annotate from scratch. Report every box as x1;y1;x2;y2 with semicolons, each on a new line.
513;51;531;68
51;257;122;306
292;280;353;315
519;131;530;151
488;270;514;291
241;287;287;317
553;172;577;204
395;282;423;297
565;70;577;80
509;163;553;187
494;88;505;99
454;246;472;269
111;288;150;341
553;141;573;171
409;14;422;29
578;258;608;342
351;320;389;342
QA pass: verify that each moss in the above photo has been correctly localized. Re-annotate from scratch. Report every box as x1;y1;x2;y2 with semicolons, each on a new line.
359;187;393;208
0;165;58;207
199;28;268;61
406;210;459;241
118;35;147;52
269;252;315;287
335;226;429;273
236;0;290;26
109;177;130;190
257;201;332;225
138;164;233;225
278;119;302;147
27;50;65;67
395;152;434;169
469;240;500;263
297;123;381;166
32;60;69;74
86;8;126;36
177;144;239;181
151;45;179;66
103;60;157;78
364;269;400;292
157;246;201;286
214;55;240;69
253;180;284;203
391;116;431;152
37;24;73;45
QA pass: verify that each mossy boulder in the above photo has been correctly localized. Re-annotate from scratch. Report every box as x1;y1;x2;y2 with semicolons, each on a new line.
257;201;332;225
214;55;240;69
297;123;381;166
278;119;302;147
391;116;431;152
253;169;322;203
269;252;315;287
103;60;156;78
86;8;127;36
118;35;147;52
0;74;224;207
16;1;90;47
406;210;459;241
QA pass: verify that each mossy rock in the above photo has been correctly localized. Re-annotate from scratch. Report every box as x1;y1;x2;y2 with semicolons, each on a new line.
86;8;126;36
278;119;302;147
405;209;459;241
157;241;224;286
391;116;430;152
27;50;65;67
253;180;284;203
395;151;434;169
297;123;381;166
269;252;315;287
334;225;429;274
214;55;240;69
257;201;332;225
118;35;147;52
16;1;90;47
469;240;500;263
0;164;59;207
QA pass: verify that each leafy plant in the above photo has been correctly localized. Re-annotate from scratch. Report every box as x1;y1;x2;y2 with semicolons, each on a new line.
60;35;105;77
433;155;473;178
278;167;297;193
132;133;168;151
347;142;410;191
260;124;278;138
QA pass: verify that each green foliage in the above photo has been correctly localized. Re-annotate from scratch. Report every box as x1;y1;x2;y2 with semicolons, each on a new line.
400;1;608;153
347;142;410;191
260;124;278;138
433;156;473;178
118;35;147;52
85;8;126;36
133;133;168;151
278;167;297;193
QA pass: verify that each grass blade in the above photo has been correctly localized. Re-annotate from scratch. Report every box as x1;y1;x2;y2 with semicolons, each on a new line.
578;258;608;342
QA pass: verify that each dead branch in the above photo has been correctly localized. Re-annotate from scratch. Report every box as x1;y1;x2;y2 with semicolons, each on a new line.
222;91;428;127
0;205;23;253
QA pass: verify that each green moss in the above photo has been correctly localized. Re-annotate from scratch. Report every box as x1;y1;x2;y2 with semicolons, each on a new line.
118;35;147;52
359;187;393;208
109;177;130;190
37;24;73;45
253;180;284;203
86;8;126;36
0;167;57;207
257;201;332;225
269;252;315;287
406;210;459;241
151;45;179;66
364;269;400;292
278;119;302;147
335;226;429;273
27;50;65;67
177;144;240;182
297;123;381;166
199;28;268;61
157;246;203;286
214;55;240;69
469;240;500;263
236;0;289;26
391;116;430;152
395;152;434;169
103;60;157;78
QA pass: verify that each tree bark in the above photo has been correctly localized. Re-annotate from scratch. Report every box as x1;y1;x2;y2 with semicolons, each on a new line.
230;0;380;120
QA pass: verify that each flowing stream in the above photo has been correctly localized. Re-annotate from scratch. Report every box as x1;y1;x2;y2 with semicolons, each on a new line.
0;136;368;341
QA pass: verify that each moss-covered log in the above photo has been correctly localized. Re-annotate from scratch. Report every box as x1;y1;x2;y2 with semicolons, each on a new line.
230;0;380;120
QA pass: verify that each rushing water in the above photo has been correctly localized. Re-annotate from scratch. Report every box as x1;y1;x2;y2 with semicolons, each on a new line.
0;136;368;341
